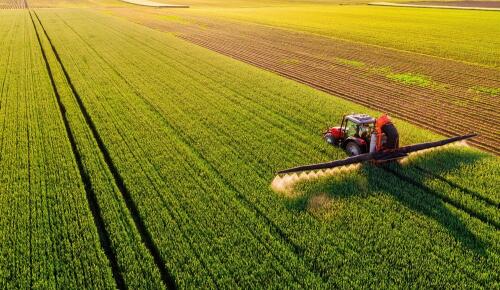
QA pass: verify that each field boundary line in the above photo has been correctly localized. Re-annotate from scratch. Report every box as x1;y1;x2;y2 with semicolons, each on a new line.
31;10;176;289
28;9;126;289
25;11;33;287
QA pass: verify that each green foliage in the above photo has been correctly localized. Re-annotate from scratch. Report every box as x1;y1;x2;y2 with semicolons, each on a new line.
470;86;500;97
386;72;433;87
334;57;365;68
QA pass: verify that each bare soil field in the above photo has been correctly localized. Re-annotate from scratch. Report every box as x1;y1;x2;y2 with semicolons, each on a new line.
110;9;499;155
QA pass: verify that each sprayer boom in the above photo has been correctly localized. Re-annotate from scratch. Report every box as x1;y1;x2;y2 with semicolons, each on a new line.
277;133;477;175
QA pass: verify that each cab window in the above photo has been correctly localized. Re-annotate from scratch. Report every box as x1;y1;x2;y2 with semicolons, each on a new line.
346;121;358;137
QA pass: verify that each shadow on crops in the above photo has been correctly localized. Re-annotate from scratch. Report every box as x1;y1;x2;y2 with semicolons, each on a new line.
287;147;490;256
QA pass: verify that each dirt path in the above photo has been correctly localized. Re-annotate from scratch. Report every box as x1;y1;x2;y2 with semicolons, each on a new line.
110;9;500;155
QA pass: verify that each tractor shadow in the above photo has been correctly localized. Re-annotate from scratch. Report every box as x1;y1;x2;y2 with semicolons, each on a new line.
286;147;492;256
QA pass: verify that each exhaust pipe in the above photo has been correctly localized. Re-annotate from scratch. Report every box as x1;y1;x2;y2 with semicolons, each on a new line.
369;132;377;153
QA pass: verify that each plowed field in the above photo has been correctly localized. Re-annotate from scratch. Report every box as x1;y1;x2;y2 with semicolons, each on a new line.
111;9;500;155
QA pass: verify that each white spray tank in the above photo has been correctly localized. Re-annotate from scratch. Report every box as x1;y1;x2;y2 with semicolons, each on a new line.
369;131;377;153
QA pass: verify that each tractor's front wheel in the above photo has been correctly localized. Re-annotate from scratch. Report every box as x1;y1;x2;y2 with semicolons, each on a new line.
324;133;337;146
346;142;361;156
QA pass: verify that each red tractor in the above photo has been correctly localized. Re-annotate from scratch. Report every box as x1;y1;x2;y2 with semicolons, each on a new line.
323;113;399;156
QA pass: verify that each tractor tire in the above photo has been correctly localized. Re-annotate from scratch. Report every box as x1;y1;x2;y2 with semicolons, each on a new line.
346;142;361;156
382;123;399;149
324;133;337;146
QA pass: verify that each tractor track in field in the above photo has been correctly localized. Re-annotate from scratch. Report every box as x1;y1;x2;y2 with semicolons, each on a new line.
28;9;126;289
113;10;499;155
31;10;176;290
412;165;499;208
382;166;500;229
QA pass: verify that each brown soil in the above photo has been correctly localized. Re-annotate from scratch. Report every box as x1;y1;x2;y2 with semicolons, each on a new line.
406;1;500;8
111;8;500;155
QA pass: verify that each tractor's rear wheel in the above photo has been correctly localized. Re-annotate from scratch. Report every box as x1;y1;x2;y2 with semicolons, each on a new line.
346;142;361;156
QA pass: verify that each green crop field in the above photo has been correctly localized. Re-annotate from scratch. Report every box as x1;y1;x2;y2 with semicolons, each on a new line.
1;1;499;288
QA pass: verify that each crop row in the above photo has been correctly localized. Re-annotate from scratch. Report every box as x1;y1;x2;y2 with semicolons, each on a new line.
36;9;500;288
0;10;114;289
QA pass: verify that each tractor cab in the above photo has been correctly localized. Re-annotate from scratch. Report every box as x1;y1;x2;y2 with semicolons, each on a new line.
324;114;376;155
324;113;399;156
341;114;375;140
